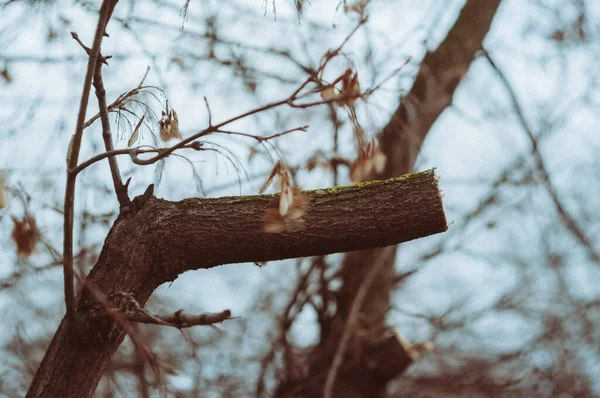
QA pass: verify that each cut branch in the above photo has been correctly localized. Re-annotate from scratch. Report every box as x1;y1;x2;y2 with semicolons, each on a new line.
27;170;446;398
151;169;446;275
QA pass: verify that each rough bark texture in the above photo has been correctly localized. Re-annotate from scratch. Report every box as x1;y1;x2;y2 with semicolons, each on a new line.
27;171;446;398
277;0;503;396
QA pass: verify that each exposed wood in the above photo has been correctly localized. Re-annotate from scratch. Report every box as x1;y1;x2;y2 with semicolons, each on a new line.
27;170;446;398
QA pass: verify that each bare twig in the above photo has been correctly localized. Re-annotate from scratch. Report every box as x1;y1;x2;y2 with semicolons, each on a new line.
203;96;212;126
83;83;156;130
70;143;204;176
215;125;309;142
121;308;233;328
63;0;118;338
70;32;111;65
92;55;131;207
129;18;368;167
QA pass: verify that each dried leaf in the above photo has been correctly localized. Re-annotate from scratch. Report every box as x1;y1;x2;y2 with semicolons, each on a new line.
259;162;283;194
261;162;310;231
263;208;285;233
264;188;310;233
1;67;12;84
350;139;386;182
0;174;6;209
11;215;38;259
128;114;146;147
340;69;361;107
287;187;309;220
159;120;170;142
276;168;291;191
279;186;293;216
306;156;319;171
159;102;182;142
349;162;362;183
373;149;387;174
344;0;367;15
551;30;565;42
171;57;185;69
320;86;338;102
248;147;258;162
170;109;181;139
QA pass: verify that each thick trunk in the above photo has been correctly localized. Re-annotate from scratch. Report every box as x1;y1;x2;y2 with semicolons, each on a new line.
278;0;503;396
27;172;446;397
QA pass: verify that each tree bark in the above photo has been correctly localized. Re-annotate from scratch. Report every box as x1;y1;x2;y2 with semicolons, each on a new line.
27;171;446;397
278;0;503;396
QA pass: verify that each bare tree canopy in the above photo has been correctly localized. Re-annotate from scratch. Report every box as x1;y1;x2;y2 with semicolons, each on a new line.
0;0;599;397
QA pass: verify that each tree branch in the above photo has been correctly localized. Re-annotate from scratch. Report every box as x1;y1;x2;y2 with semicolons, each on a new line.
122;308;232;328
92;56;131;208
63;0;119;339
27;170;446;398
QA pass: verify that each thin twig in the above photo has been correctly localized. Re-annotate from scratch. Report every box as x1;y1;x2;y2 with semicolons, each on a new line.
121;308;233;328
70;143;204;176
83;84;156;130
93;57;130;207
138;66;151;86
203;96;212;126
130;18;368;167
215;125;308;142
63;0;117;338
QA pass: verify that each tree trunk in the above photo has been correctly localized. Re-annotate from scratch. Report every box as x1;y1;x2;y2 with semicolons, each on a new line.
27;172;446;397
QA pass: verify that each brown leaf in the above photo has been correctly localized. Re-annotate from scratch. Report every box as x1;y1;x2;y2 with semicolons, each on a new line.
263;187;310;233
339;69;361;107
0;174;6;209
159;101;182;142
128;114;146;147
551;30;565;42
344;0;367;15
306;156;319;171
350;139;386;182
263;208;285;233
170;109;181;139
1;68;12;84
373;148;387;174
320;85;338;102
159;120;170;142
279;186;293;216
11;215;39;259
248;147;258;162
288;186;309;220
259;161;284;194
171;57;185;69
